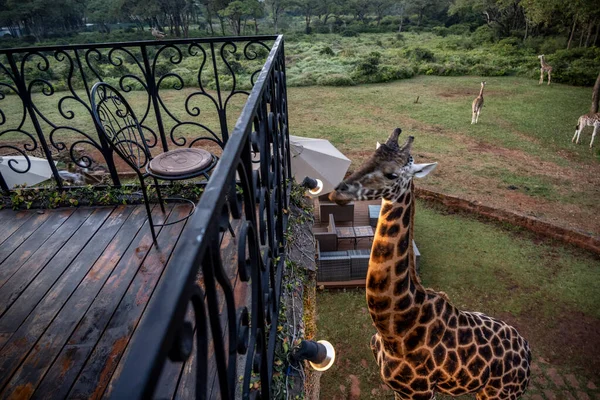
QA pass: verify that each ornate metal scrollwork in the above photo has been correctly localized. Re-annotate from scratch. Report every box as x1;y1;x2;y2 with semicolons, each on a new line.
0;36;275;192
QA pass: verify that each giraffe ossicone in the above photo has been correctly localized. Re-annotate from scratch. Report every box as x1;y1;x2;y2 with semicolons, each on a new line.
329;127;531;400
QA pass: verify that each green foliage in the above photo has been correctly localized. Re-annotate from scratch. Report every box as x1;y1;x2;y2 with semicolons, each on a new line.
355;51;381;75
319;46;335;56
404;47;436;62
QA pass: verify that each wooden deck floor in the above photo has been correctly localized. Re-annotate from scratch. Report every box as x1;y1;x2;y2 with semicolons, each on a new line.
0;204;199;399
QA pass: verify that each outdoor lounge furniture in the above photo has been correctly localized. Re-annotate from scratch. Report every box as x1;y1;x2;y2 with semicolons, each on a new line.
316;249;371;282
91;82;217;243
314;213;338;251
318;194;354;225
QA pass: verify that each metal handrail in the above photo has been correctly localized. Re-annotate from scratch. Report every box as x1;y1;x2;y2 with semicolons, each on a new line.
109;35;291;399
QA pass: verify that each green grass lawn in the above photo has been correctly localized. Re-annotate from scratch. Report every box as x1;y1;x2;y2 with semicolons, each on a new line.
285;76;600;236
316;201;600;400
1;75;598;235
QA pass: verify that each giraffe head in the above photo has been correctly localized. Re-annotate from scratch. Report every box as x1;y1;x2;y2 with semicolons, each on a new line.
481;81;486;87
538;54;545;60
329;128;437;205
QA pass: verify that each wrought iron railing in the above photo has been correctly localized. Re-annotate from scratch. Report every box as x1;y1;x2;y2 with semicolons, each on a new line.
0;35;277;192
108;35;291;399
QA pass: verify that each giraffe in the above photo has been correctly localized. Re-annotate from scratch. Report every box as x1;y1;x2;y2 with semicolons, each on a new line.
471;81;486;124
572;113;600;148
329;128;531;400
538;55;552;85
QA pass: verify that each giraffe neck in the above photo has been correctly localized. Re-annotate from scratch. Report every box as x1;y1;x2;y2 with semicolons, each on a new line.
478;85;485;97
540;57;549;68
366;183;425;343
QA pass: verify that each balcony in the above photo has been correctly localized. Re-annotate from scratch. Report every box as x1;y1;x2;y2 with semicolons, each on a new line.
0;35;290;399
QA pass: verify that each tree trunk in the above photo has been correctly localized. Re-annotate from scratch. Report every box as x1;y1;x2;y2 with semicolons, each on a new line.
567;16;576;49
254;17;258;34
524;18;528;40
579;25;584;47
594;21;600;46
591;71;600;114
398;7;404;32
585;22;593;47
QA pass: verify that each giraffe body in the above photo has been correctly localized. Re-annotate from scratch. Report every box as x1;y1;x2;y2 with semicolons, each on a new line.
472;82;486;124
152;27;166;40
572;113;600;148
538;55;552;85
329;128;531;400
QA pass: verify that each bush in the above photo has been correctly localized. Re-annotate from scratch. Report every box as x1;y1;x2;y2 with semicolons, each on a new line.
471;25;495;44
355;51;381;75
316;73;355;86
319;46;335;56
341;28;359;37
405;47;435;62
432;26;449;37
447;23;471;36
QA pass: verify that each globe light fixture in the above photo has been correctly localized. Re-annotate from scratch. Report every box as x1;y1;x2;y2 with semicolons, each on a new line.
291;339;336;371
300;176;324;196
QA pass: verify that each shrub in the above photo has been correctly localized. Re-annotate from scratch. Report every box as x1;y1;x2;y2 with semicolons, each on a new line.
447;23;471;36
316;73;355;86
341;28;359;37
355;51;381;75
319;46;335;56
405;47;435;62
432;26;449;37
471;25;495;44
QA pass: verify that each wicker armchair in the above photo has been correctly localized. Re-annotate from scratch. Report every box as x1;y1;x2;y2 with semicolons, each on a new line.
314;213;338;251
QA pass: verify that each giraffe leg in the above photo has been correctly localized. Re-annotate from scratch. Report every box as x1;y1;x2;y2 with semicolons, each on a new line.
476;109;480;124
471;111;476;124
590;124;598;148
572;128;580;143
547;71;551;85
539;69;543;84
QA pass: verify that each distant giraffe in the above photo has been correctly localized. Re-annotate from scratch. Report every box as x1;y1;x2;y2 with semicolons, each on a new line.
572;113;600;148
538;55;552;85
329;128;532;400
151;27;166;40
471;81;486;124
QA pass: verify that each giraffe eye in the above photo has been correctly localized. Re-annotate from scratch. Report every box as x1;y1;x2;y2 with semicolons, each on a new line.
384;173;399;180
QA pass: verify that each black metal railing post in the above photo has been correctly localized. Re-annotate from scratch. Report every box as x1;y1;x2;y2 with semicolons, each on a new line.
141;44;170;153
6;52;63;189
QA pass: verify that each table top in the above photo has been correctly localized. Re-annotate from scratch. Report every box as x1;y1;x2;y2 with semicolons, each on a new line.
354;225;374;238
336;226;356;238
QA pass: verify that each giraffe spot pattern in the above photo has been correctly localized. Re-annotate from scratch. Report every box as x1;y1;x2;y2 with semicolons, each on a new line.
348;170;532;399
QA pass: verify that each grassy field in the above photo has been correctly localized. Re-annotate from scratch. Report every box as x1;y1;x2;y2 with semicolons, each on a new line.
2;75;598;234
316;201;600;400
286;76;600;236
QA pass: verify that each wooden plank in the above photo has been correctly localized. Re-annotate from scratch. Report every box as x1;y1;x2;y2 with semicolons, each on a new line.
0;208;93;316
67;204;190;399
0;207;113;320
0;209;56;270
0;210;35;247
0;206;124;338
318;279;366;288
0;205;151;399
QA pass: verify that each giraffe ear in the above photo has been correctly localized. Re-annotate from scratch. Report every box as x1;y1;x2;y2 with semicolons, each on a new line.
410;162;437;178
376;141;381;149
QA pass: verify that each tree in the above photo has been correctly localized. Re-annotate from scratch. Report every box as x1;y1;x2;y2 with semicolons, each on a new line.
264;0;292;33
371;0;393;26
294;0;320;33
450;0;525;37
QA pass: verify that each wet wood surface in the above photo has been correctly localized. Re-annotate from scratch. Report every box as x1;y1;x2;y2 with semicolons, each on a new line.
0;204;242;399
